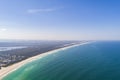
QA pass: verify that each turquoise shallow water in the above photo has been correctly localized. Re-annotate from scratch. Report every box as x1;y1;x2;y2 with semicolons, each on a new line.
2;41;120;80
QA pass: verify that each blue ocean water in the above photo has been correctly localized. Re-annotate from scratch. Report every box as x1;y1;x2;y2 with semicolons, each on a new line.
2;41;120;80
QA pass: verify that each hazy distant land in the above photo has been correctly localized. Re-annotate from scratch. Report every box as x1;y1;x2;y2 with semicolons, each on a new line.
0;40;90;79
0;40;87;68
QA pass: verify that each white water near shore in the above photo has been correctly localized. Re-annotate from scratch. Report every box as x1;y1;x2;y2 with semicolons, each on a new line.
0;42;91;80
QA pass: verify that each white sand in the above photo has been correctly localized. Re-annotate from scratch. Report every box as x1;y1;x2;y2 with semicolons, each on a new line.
0;42;90;80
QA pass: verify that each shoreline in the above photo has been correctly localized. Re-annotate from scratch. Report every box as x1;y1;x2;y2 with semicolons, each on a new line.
0;42;91;80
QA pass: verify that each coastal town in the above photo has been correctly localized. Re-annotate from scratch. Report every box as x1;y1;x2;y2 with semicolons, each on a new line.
0;54;25;68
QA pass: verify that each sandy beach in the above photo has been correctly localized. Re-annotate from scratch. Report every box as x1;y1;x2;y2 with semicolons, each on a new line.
0;42;90;80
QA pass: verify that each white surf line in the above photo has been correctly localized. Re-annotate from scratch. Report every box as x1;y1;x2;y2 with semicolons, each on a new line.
0;41;91;80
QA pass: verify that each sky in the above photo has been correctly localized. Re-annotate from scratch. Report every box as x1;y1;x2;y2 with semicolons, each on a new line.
0;0;120;40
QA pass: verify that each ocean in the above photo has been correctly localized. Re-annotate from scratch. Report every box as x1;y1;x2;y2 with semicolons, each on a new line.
2;41;120;80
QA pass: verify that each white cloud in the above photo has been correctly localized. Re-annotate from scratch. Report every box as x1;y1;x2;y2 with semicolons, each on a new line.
27;7;64;14
27;8;57;14
0;28;7;32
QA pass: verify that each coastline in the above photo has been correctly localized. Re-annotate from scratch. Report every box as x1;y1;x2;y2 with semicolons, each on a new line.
0;42;91;80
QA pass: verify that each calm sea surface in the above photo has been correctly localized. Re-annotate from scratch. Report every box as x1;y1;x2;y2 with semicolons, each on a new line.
2;41;120;80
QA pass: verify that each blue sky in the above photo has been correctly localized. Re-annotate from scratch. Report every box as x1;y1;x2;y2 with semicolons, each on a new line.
0;0;120;40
